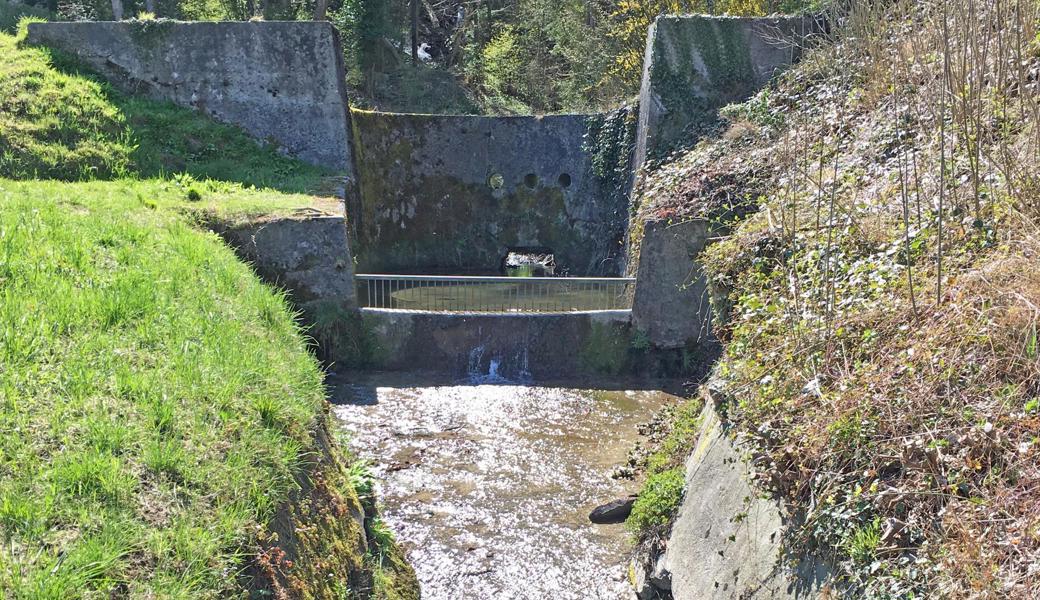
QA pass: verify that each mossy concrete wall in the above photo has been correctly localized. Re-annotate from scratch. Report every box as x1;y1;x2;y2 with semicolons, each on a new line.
634;15;816;169
27;21;356;171
358;308;634;380
350;110;634;276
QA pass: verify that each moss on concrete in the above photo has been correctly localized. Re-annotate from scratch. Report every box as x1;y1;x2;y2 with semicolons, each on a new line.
579;321;633;374
648;17;755;160
248;420;419;600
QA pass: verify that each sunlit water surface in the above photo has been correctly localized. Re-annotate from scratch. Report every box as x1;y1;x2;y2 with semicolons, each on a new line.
330;374;679;600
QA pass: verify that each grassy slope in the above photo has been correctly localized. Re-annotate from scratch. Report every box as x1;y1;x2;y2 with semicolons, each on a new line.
0;180;327;597
630;2;1040;598
0;26;327;192
0;19;418;600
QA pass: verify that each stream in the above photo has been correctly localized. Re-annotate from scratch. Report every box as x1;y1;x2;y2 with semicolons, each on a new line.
329;372;681;600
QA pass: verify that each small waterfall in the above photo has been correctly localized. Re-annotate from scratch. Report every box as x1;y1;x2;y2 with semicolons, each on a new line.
469;356;511;384
467;344;524;384
514;345;533;384
464;335;533;384
467;345;486;376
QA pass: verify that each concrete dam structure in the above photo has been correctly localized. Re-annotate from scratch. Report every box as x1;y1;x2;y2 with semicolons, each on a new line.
350;109;634;277
26;14;812;378
28;13;826;600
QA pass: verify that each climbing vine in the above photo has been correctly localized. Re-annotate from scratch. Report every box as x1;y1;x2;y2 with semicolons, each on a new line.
583;104;638;203
646;17;756;161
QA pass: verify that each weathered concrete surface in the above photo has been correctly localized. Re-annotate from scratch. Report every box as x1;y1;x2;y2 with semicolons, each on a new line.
634;399;831;599
350;109;634;276
634;15;815;170
631;219;716;351
27;21;355;171
360;309;634;380
215;212;357;309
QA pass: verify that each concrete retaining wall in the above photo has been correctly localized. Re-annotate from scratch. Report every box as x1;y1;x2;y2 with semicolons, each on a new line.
350;109;634;276
631;219;716;352
215;213;357;309
27;21;355;171
634;15;815;170
633;394;831;599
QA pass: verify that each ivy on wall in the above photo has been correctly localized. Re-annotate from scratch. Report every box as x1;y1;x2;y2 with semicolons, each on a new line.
646;17;756;162
583;104;638;205
583;104;639;273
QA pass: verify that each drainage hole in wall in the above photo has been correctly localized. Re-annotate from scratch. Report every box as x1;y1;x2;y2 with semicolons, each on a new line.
558;173;572;188
524;173;539;188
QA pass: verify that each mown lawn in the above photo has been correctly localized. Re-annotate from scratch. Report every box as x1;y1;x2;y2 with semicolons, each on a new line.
0;179;330;598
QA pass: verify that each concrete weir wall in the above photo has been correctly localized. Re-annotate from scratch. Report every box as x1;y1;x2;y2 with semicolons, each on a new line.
631;219;714;351
361;309;633;380
26;21;355;171
350;110;634;276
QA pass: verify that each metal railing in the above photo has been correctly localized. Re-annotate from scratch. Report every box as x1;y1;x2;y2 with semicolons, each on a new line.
356;274;636;313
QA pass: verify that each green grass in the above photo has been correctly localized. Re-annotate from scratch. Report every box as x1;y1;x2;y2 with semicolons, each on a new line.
0;25;327;192
0;178;329;598
0;11;422;598
626;398;703;537
627;469;686;533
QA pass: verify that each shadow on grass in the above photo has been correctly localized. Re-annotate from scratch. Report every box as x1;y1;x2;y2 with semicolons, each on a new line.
27;38;333;194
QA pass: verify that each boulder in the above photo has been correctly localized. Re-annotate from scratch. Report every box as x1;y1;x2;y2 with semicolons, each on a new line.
590;496;637;524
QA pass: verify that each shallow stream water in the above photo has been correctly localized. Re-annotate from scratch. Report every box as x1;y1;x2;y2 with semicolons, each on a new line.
329;372;680;600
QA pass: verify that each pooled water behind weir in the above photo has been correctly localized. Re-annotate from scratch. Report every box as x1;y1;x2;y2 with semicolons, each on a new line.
329;373;680;600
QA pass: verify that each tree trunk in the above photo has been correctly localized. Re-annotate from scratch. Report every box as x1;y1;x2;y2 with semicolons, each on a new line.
313;0;328;20
410;0;419;65
111;0;123;20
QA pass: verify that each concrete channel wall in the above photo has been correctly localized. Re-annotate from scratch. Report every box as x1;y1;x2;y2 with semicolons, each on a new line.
214;213;357;310
633;394;832;599
350;109;634;276
627;15;817;351
631;219;715;350
27;20;355;171
634;14;816;170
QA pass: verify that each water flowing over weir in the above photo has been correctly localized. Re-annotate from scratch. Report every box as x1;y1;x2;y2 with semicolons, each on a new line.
329;367;683;599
